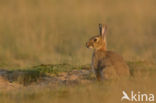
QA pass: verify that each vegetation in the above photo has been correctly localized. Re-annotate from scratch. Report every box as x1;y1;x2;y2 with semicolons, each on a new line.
0;0;156;103
2;64;89;85
0;0;156;68
0;61;155;85
0;61;156;103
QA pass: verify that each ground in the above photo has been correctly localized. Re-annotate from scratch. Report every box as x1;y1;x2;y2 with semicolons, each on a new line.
0;61;156;103
0;64;93;90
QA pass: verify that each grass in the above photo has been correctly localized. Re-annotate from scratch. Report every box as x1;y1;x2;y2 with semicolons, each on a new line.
1;63;90;85
0;0;156;103
0;61;155;103
0;0;156;67
1;61;155;85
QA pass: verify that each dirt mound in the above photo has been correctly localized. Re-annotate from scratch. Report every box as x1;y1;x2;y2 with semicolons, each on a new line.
0;68;94;90
0;70;22;91
37;70;94;87
0;61;155;90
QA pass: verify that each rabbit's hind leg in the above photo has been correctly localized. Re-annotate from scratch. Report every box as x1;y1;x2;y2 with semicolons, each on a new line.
103;66;118;80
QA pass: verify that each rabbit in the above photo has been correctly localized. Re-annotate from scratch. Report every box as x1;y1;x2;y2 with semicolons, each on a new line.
86;24;130;81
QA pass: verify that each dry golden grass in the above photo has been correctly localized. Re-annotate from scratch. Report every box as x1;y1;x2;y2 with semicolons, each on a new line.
0;62;155;103
0;0;156;67
0;1;156;103
0;75;155;103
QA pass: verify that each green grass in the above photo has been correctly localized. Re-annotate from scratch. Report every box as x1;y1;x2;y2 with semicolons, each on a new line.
1;61;155;85
1;63;90;85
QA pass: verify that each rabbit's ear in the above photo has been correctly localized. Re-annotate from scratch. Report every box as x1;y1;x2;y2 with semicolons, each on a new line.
99;24;107;39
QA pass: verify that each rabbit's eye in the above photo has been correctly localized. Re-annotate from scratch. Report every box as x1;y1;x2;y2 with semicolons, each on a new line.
94;38;97;42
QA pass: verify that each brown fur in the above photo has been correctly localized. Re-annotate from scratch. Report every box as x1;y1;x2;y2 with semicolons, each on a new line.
86;24;130;81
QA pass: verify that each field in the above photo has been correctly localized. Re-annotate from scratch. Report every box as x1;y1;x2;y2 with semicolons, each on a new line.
0;0;156;103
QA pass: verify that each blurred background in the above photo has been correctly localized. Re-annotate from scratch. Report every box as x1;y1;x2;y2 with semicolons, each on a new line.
0;0;156;67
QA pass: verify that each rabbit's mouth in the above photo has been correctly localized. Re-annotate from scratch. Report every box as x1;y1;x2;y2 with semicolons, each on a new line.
86;42;93;49
88;46;93;49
